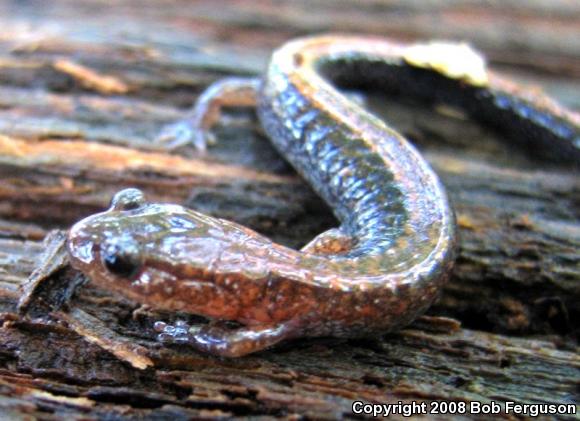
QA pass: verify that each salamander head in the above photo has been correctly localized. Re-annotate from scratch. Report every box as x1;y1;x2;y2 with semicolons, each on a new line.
67;188;276;318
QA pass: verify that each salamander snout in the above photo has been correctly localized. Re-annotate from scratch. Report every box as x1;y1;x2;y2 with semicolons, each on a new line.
68;217;144;282
67;188;148;280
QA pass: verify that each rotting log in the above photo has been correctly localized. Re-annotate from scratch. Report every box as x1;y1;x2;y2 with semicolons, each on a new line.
0;0;578;419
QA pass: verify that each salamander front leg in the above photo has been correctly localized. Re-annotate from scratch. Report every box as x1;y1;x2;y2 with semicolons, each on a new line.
154;319;296;357
155;77;260;151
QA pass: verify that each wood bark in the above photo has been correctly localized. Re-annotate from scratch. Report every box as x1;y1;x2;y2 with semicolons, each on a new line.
0;0;578;419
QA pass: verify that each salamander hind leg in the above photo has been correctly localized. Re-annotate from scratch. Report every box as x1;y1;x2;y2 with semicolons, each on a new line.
155;77;260;152
301;227;354;255
154;319;297;357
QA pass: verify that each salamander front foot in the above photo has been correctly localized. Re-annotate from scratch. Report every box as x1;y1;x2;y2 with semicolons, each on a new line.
154;319;296;357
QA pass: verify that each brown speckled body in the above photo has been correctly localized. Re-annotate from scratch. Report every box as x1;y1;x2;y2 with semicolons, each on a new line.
67;35;579;357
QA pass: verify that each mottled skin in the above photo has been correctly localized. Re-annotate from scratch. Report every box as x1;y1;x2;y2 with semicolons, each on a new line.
67;35;580;357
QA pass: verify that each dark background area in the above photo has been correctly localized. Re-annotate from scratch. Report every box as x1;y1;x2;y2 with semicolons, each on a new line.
0;1;578;419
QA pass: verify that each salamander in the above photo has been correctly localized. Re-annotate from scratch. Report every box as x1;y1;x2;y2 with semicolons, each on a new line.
67;35;580;357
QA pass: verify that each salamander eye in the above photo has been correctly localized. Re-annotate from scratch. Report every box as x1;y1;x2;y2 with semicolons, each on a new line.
110;188;146;211
101;241;142;279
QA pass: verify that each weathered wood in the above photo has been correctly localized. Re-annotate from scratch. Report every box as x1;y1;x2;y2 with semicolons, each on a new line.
0;0;578;419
